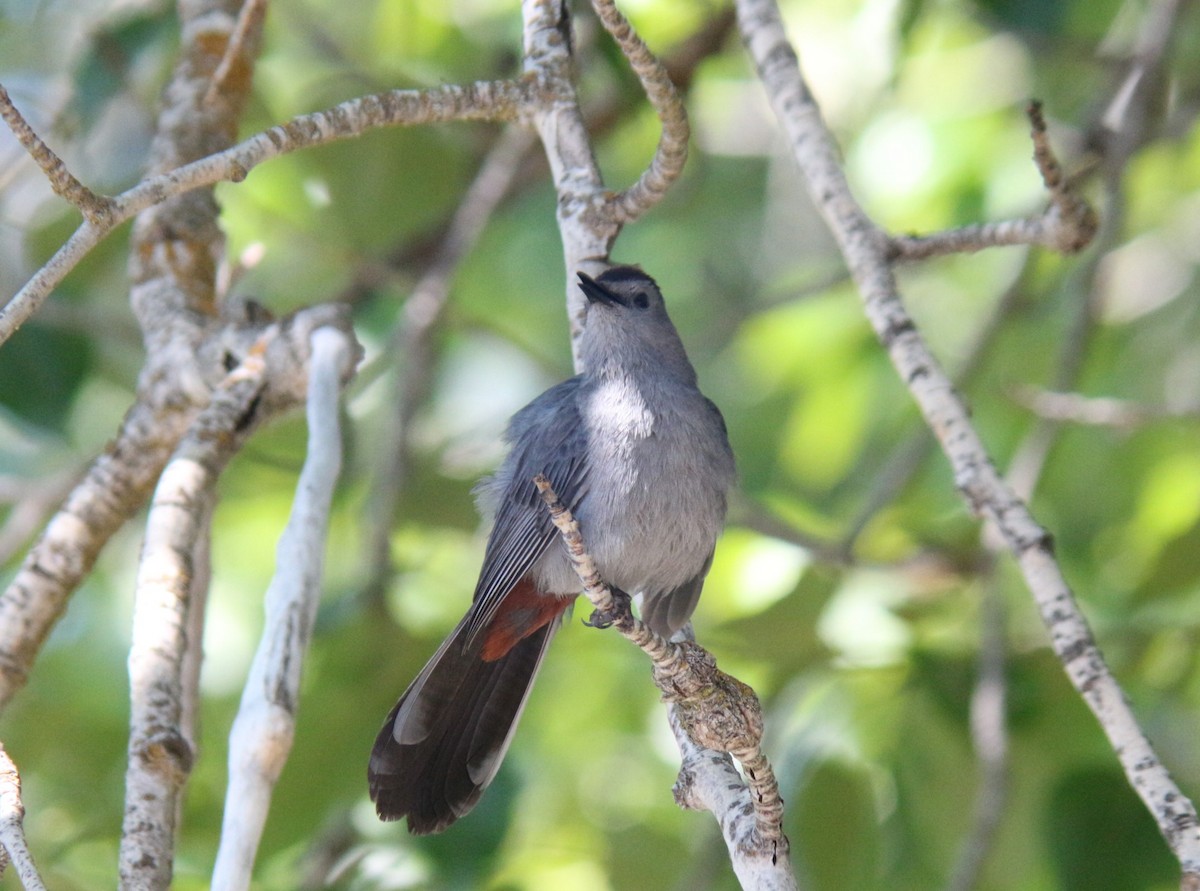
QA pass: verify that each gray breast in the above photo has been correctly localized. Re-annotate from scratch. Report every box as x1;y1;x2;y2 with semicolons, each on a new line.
534;375;731;597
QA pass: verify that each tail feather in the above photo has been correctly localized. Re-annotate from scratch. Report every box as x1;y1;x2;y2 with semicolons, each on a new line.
369;610;561;834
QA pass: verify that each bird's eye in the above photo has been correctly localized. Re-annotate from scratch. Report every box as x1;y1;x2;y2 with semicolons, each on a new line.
633;291;651;309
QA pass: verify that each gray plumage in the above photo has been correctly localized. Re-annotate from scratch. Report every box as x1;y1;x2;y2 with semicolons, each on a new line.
369;265;735;833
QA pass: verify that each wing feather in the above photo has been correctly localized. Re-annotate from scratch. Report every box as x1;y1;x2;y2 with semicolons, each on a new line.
463;377;590;645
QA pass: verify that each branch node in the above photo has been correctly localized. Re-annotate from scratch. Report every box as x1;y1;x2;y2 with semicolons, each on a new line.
1026;99;1099;254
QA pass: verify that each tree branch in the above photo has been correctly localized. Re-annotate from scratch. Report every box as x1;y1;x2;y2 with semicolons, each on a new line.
735;0;1200;881
0;76;529;348
0;742;46;891
212;326;356;891
589;0;690;223
534;475;796;888
120;351;269;891
888;102;1098;261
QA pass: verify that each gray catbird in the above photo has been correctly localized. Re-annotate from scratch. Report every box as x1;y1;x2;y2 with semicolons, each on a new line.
368;265;735;834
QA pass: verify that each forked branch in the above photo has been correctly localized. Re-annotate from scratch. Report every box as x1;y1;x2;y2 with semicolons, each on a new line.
735;0;1200;882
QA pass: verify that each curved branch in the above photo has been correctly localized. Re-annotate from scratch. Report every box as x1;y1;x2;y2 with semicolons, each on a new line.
888;102;1098;261
0;85;112;223
590;0;690;223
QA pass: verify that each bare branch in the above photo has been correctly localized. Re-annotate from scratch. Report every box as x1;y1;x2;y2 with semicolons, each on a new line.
120;351;270;891
213;326;356;891
0;77;528;348
0;743;46;891
204;0;270;106
889;102;1097;261
0;83;113;224
533;474;795;885
589;0;690;223
735;0;1200;880
1013;386;1198;428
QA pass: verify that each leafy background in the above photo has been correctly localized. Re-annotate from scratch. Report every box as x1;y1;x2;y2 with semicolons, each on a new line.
2;0;1199;888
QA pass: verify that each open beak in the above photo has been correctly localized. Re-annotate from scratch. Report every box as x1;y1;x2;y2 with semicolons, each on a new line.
577;271;626;307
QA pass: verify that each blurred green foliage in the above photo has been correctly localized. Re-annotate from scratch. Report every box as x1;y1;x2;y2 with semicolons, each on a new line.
1;0;1199;889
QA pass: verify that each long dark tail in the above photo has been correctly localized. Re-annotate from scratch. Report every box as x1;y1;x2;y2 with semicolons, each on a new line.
368;611;560;834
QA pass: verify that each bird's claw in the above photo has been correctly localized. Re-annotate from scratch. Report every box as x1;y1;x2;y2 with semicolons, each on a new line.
583;586;632;630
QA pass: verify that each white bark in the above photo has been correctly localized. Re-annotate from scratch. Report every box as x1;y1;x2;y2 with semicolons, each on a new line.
211;327;355;891
735;0;1200;879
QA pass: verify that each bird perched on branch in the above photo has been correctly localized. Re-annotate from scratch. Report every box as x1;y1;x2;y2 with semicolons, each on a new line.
369;264;735;834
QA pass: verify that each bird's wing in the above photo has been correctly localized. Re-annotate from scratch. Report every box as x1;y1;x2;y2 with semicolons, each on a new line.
462;377;590;646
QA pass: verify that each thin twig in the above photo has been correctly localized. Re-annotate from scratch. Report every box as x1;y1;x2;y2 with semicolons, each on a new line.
589;0;690;223
889;103;1097;261
204;0;270;105
0;83;113;224
1027;100;1100;253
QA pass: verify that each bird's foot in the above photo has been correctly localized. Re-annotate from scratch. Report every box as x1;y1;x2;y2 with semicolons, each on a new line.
584;586;633;630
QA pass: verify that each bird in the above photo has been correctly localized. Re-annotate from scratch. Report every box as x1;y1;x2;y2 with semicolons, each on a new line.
368;264;735;834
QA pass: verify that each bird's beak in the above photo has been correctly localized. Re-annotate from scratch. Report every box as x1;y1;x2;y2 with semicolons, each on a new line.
577;272;627;307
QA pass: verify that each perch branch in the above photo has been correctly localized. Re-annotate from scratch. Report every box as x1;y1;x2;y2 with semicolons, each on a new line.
670;709;795;891
212;326;355;891
533;475;795;887
736;0;1200;880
